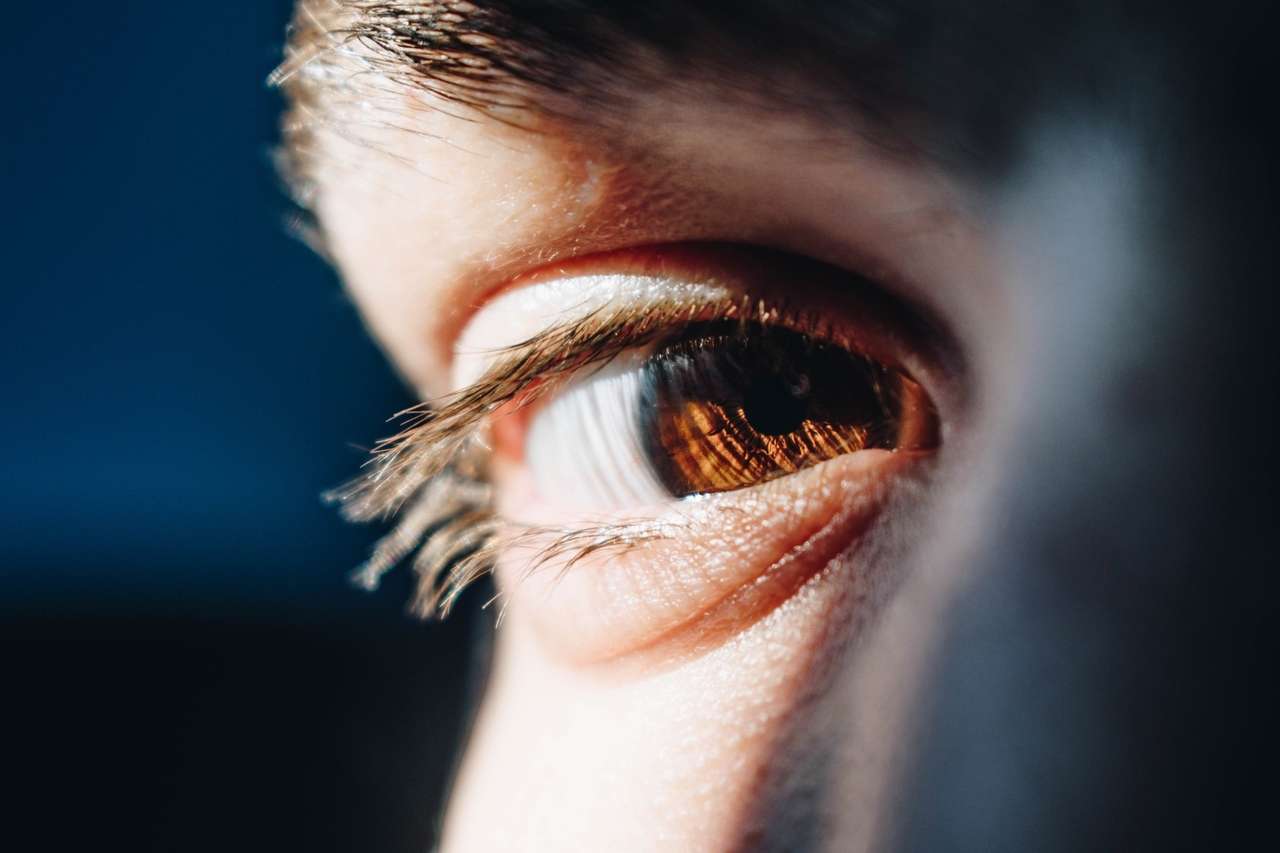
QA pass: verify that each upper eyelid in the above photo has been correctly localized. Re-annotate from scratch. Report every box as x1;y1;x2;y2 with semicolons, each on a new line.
447;243;965;400
329;240;963;560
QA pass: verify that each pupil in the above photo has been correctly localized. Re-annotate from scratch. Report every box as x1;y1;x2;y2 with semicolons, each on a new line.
742;374;809;435
637;321;934;497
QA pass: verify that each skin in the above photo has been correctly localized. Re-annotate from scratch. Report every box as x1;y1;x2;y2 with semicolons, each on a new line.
315;77;999;850
302;4;1277;849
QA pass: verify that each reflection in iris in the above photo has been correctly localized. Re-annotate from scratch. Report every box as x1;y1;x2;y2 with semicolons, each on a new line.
639;323;938;496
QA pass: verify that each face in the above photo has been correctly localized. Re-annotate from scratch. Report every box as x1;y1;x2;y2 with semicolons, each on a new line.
277;2;1276;850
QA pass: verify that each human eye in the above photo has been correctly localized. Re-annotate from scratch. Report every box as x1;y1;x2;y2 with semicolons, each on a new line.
521;317;932;499
336;243;959;662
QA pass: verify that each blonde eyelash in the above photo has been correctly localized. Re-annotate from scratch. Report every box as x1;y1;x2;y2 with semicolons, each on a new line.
330;289;854;618
331;294;739;616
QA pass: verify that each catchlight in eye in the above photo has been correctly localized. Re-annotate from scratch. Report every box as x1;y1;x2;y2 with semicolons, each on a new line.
639;322;936;496
523;320;938;510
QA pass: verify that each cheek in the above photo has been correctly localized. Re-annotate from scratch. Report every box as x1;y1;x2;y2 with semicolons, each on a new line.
446;535;872;850
446;472;949;851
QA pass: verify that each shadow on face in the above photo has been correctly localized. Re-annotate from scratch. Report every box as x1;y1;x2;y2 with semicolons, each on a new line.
275;1;1280;850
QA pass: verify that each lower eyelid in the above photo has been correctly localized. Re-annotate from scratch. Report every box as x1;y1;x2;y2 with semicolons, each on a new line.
489;448;920;664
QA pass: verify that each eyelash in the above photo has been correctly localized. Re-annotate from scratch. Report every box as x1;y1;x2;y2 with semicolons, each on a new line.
332;290;910;618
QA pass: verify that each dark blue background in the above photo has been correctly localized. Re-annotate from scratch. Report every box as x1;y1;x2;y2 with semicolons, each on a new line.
2;4;478;849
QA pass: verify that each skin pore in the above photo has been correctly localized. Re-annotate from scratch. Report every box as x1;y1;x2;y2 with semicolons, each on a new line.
278;1;1279;850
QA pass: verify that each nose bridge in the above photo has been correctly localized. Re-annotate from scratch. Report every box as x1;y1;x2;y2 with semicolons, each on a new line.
890;107;1277;850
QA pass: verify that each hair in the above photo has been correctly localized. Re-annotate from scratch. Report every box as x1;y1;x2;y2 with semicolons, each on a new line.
272;1;1280;849
270;1;933;208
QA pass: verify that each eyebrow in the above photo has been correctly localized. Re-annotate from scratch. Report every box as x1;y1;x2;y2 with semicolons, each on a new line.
281;0;919;108
272;0;933;201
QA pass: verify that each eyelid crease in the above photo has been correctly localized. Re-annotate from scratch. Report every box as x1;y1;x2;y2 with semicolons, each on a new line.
331;287;876;617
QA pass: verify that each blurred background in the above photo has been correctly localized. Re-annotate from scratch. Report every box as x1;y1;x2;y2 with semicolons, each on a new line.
2;3;482;849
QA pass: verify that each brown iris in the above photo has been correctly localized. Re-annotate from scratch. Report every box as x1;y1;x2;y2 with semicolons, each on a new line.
637;323;937;496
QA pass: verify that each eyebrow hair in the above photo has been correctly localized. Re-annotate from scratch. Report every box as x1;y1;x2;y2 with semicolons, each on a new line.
271;0;935;204
273;2;1159;211
298;0;919;101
